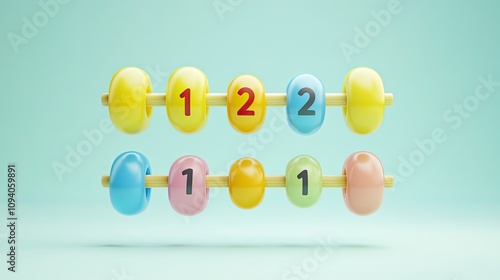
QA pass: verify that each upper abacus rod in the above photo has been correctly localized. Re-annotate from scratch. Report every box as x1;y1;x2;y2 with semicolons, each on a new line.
100;93;394;107
101;175;394;188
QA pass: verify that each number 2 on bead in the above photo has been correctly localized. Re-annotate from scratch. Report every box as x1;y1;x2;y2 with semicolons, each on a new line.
297;169;308;195
180;88;191;116
237;87;255;116
182;168;193;195
298;87;316;116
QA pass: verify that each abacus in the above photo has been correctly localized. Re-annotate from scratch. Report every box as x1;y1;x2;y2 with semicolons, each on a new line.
99;65;396;218
102;151;394;216
101;66;393;135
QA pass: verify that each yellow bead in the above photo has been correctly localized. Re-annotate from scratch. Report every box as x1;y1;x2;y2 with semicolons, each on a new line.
108;67;153;134
166;67;209;133
229;158;265;209
342;67;385;134
227;75;266;133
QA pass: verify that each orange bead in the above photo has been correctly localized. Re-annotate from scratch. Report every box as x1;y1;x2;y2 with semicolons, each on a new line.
228;158;265;209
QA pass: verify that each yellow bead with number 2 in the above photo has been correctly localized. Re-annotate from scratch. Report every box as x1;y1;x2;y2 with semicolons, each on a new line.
227;75;266;134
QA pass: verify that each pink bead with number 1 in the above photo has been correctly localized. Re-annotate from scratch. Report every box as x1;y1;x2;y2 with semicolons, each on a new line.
168;156;209;216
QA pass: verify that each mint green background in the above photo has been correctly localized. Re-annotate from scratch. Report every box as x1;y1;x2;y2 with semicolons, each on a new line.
1;0;499;279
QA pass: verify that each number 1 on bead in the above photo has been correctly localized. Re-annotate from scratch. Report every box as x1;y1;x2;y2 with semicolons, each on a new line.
297;170;308;195
182;168;193;195
180;88;191;116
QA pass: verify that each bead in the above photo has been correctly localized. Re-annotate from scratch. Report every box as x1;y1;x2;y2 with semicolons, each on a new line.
168;156;209;216
109;151;151;215
227;75;266;133
286;74;326;135
342;152;384;215
285;155;322;208
166;66;209;133
228;158;265;209
108;67;153;134
342;67;385;134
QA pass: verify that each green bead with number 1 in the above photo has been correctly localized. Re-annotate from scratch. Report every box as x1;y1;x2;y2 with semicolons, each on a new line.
285;155;322;208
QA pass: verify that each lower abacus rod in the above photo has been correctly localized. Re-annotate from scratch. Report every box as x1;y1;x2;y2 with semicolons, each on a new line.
101;175;394;188
101;93;394;107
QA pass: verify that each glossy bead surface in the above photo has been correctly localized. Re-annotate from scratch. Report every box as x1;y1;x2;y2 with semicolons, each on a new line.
285;155;322;208
229;158;265;209
227;75;266;133
166;66;209;133
168;155;209;216
109;151;151;215
286;74;326;135
108;67;153;134
342;152;384;215
342;67;385;134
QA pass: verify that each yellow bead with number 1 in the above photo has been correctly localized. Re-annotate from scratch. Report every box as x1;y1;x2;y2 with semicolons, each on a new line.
166;66;209;133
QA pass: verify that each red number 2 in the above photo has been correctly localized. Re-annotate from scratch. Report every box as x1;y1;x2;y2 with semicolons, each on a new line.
237;87;255;116
179;88;191;116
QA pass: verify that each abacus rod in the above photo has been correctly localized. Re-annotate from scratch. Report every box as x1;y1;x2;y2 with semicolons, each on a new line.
101;93;394;107
101;175;394;188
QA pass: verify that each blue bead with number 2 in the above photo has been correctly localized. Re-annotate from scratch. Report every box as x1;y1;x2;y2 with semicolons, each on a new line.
286;74;326;135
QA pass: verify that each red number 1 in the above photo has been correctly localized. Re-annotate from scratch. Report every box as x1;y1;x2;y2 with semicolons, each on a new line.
180;88;191;116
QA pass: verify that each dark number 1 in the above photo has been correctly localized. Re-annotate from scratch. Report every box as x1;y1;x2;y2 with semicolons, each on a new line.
297;169;308;195
182;168;193;195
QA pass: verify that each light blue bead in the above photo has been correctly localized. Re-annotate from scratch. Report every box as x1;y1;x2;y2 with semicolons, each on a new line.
286;74;326;135
109;151;151;215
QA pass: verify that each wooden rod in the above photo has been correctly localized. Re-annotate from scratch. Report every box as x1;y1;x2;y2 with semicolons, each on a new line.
101;175;394;188
101;93;394;107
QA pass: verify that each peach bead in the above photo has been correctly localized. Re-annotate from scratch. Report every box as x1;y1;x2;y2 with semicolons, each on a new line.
343;152;384;215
